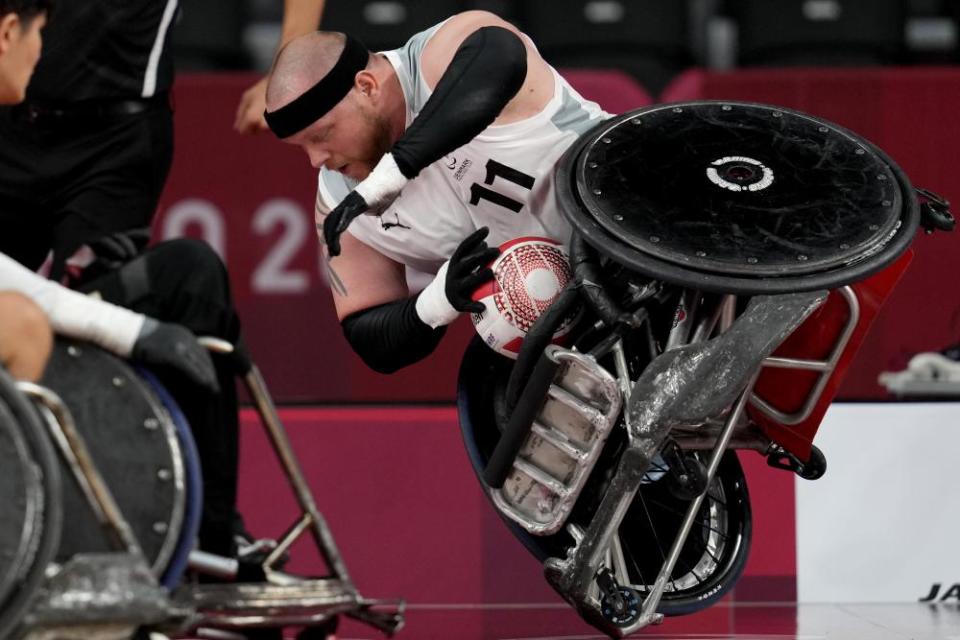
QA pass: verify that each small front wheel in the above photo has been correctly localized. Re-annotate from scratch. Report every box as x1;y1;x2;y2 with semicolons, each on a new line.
600;586;642;627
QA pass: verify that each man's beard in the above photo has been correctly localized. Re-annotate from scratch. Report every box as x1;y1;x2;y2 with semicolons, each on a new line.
356;112;394;179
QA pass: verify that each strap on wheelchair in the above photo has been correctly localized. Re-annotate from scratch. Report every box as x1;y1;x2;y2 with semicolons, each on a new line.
917;187;955;233
570;234;643;329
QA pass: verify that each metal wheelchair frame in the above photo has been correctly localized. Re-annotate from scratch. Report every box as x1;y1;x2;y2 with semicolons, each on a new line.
4;339;404;640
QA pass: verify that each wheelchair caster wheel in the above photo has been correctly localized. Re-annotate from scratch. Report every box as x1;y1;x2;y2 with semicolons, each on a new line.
767;444;827;480
797;445;827;480
600;586;641;627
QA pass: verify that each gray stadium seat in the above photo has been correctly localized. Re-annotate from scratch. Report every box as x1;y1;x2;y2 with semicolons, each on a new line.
518;0;694;96
728;0;908;66
561;68;654;113
321;0;466;52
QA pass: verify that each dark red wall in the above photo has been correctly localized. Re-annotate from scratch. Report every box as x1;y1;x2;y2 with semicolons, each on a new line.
159;69;960;402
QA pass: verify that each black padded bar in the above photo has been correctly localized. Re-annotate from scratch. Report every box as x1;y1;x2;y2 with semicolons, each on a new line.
505;282;580;410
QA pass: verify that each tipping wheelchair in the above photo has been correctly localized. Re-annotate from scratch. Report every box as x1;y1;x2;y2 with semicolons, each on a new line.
457;101;953;637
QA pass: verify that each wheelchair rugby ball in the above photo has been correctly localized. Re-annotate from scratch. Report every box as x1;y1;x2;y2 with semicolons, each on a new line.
470;237;577;359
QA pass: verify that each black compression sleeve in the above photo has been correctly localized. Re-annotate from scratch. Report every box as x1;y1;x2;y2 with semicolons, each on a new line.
391;26;527;178
340;296;447;374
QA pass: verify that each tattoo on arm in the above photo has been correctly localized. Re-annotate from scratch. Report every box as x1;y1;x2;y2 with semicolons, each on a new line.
315;220;349;297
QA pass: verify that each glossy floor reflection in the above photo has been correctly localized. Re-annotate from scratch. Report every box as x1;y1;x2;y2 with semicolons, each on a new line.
336;602;960;640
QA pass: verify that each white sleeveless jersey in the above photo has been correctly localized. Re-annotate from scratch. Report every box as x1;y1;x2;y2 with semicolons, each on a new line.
316;22;610;282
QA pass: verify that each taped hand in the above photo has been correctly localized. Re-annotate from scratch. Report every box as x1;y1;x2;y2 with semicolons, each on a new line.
323;153;408;256
132;319;219;393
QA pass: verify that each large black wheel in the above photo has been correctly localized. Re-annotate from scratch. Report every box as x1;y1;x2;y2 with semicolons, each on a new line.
609;447;751;614
555;101;920;295
457;337;751;616
0;368;63;639
39;339;187;576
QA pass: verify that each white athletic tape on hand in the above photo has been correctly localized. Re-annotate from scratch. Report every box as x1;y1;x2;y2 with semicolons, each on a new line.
354;152;408;215
415;260;460;328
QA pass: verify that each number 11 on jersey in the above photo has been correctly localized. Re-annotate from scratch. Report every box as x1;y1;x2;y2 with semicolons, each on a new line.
469;159;536;213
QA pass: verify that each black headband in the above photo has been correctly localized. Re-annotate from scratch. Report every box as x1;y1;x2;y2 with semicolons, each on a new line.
265;34;370;139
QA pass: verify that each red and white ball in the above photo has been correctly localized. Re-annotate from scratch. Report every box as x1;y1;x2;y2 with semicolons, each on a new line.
470;237;578;359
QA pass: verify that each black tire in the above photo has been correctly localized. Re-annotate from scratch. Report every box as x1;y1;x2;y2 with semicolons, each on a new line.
0;369;63;639
555;102;920;296
40;339;186;576
614;448;751;615
457;336;751;616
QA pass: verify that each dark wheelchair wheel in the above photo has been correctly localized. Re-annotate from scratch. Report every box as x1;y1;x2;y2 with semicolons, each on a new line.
39;339;188;577
608;445;751;614
556;101;920;295
457;336;751;616
0;368;63;640
137;368;204;590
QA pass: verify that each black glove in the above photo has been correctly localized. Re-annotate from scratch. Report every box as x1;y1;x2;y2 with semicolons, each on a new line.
66;228;151;288
132;319;220;393
323;191;370;257
89;228;151;270
445;227;500;314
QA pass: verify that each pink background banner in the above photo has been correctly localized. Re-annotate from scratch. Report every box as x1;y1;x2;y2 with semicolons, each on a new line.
157;69;960;402
237;407;797;638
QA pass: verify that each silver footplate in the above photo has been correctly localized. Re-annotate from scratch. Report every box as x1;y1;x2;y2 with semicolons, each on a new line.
491;347;623;536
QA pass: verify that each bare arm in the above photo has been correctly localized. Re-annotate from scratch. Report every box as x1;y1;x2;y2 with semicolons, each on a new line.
234;0;327;134
326;230;409;321
0;292;52;382
323;223;453;374
0;254;218;391
316;181;497;372
278;0;327;44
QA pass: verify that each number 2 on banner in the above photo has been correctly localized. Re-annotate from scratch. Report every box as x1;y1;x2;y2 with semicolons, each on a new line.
469;159;535;213
251;200;309;294
160;198;313;295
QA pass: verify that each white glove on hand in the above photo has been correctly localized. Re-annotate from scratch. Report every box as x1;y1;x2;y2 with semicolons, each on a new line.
324;153;408;256
354;152;408;215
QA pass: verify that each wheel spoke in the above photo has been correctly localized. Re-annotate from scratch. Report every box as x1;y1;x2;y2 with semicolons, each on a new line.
644;497;730;540
637;494;670;564
671;561;694;584
643;496;689;519
707;487;727;507
705;546;722;564
623;536;649;588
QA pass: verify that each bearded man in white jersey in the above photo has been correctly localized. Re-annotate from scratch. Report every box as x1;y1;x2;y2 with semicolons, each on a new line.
264;11;609;373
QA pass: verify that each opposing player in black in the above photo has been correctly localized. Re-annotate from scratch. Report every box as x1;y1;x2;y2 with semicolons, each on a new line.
0;0;244;560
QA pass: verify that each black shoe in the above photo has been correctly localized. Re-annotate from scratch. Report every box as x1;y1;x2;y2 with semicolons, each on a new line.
295;616;339;640
233;512;290;573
